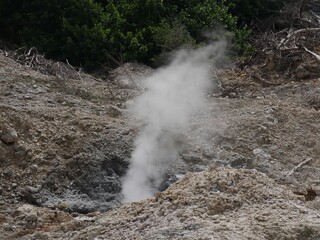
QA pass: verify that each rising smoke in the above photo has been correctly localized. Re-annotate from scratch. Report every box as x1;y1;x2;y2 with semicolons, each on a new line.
121;41;226;203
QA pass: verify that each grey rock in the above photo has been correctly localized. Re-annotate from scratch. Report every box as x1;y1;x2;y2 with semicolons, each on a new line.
30;164;39;173
305;87;320;110
13;141;28;157
2;223;14;232
253;148;271;161
231;157;254;169
213;160;229;167
108;105;123;117
23;186;39;194
27;87;47;94
23;95;33;100
32;151;129;213
158;172;179;192
0;123;18;144
202;149;217;159
20;186;40;205
0;141;10;162
181;153;203;164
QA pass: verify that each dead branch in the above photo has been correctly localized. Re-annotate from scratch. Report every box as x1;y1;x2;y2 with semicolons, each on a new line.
28;54;36;67
304;47;320;62
26;47;37;56
278;27;320;49
211;86;239;98
275;28;290;35
295;17;320;28
97;62;116;99
249;89;266;98
122;66;140;89
1;47;84;80
66;59;82;80
309;10;320;22
288;157;313;176
251;74;282;87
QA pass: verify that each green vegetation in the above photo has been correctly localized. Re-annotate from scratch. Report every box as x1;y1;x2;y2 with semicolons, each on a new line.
226;0;285;26
0;0;286;70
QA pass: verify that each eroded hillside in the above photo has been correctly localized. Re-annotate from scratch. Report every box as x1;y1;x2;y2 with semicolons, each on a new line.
0;52;320;239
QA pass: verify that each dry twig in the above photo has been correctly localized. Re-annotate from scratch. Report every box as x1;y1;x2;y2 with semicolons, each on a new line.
288;157;313;176
1;47;84;80
304;47;320;62
66;59;83;80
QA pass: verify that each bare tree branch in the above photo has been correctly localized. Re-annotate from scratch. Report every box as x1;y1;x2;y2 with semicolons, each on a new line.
66;59;83;80
278;27;320;49
288;158;313;176
304;47;320;63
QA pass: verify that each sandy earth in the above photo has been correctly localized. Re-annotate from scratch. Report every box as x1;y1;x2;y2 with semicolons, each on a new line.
0;54;319;239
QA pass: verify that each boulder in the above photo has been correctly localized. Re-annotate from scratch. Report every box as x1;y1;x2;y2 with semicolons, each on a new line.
0;124;18;144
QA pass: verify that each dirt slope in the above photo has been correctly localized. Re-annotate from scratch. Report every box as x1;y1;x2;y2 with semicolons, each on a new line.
0;54;319;239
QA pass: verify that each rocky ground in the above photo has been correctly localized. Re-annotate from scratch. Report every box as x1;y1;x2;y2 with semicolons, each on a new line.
0;53;320;239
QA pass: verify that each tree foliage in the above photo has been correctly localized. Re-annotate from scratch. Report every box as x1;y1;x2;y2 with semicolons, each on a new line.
0;0;285;70
226;0;287;26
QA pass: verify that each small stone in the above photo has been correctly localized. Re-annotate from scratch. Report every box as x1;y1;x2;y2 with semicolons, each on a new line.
121;130;130;135
75;215;96;222
71;212;79;217
253;148;271;162
23;95;33;100
23;186;39;194
0;124;18;144
108;105;122;117
181;154;203;164
230;157;247;169
305;88;320;110
30;164;38;172
14;141;28;157
202;149;216;159
229;92;237;98
25;214;38;223
87;211;100;217
0;214;6;223
116;102;124;108
2;223;13;231
125;100;134;108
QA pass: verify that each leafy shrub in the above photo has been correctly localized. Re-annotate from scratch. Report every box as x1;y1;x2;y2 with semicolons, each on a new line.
0;0;286;70
226;0;287;26
0;0;109;69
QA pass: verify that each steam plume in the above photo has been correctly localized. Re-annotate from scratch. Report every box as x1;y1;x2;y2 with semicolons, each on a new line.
121;41;226;203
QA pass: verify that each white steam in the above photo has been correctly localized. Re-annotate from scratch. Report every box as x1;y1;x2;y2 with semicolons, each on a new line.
121;42;226;203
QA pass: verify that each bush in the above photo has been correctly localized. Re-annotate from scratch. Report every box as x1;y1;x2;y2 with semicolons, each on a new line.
226;0;287;26
0;0;109;69
0;0;285;70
